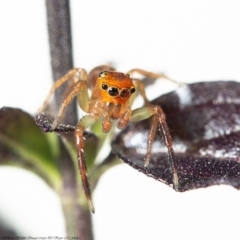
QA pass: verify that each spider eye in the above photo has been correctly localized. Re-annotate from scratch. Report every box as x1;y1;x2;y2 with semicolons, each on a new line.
108;87;119;97
130;87;136;94
101;84;108;90
120;88;130;99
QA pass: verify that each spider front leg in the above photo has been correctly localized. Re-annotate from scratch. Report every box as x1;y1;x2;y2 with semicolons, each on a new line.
75;111;113;213
129;105;179;189
37;68;88;114
39;67;96;212
75;115;97;213
50;74;89;130
52;75;96;212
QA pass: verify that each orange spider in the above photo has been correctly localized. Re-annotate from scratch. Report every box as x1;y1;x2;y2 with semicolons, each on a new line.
38;65;179;213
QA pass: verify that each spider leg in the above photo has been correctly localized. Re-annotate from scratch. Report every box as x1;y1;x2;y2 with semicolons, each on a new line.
130;105;179;189
117;108;132;129
131;79;150;106
127;68;179;85
37;68;88;113
45;69;96;211
50;79;89;130
129;74;175;108
75;115;97;213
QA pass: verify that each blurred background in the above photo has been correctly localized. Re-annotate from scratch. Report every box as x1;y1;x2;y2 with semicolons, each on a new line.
0;0;240;239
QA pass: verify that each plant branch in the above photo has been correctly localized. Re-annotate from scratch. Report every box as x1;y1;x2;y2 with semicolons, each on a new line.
45;0;77;126
45;1;94;239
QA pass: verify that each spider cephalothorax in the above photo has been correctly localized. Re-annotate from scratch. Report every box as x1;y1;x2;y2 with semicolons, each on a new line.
92;70;135;105
38;65;179;213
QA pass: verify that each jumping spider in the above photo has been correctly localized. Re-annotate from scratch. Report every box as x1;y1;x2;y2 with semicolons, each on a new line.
38;65;179;213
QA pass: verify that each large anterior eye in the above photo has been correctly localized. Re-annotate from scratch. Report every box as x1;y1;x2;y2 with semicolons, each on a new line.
119;88;130;98
108;87;119;97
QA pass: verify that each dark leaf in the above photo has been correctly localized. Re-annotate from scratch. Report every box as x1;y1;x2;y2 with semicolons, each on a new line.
35;113;75;133
112;81;240;191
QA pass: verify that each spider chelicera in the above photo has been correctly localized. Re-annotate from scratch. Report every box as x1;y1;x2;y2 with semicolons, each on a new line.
38;65;179;213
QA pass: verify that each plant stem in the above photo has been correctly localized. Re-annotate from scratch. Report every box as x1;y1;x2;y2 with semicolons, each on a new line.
45;1;93;239
45;0;77;126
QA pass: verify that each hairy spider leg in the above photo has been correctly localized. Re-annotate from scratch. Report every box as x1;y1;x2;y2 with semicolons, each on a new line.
38;68;97;212
124;69;179;189
37;68;88;113
129;105;179;189
51;79;89;130
130;79;150;106
75;115;97;213
127;68;179;85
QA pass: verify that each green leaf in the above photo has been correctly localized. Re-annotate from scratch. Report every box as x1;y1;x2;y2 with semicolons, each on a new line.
0;107;61;189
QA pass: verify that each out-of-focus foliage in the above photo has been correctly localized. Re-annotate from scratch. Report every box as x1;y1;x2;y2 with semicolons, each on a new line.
0;107;61;189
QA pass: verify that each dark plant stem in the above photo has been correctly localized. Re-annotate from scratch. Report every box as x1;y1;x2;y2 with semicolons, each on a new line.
45;0;77;126
45;1;93;239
